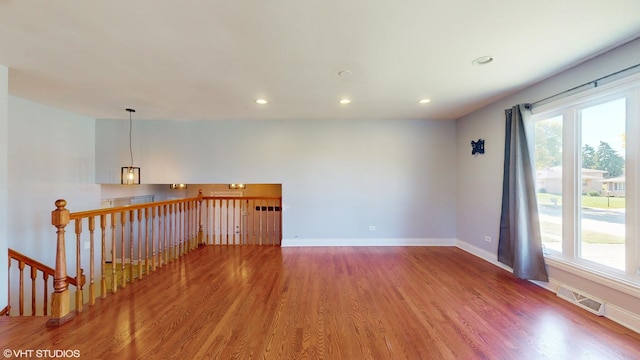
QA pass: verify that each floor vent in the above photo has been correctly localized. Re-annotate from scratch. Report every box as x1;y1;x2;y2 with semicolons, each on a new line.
556;286;605;316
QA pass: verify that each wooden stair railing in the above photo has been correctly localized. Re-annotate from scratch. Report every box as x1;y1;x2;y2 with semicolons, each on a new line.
6;249;84;316
46;192;206;326
46;191;283;327
200;196;282;245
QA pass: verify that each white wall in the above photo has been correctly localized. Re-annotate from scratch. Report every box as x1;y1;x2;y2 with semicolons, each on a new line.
0;66;8;310
456;38;640;323
100;184;173;203
8;96;100;266
96;119;457;244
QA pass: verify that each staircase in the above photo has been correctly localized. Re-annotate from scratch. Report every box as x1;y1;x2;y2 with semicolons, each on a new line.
6;249;84;316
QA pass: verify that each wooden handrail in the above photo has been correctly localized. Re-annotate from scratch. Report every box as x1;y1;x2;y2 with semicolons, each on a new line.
7;248;84;317
8;249;83;287
67;196;281;219
0;305;9;316
202;196;282;200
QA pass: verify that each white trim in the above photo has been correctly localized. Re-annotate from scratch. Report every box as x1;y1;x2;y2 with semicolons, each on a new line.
544;256;640;299
605;302;640;334
532;277;640;333
533;70;640;114
529;277;562;293
281;238;456;247
455;239;512;272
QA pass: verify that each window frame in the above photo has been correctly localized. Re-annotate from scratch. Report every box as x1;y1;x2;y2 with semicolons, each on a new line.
531;72;640;287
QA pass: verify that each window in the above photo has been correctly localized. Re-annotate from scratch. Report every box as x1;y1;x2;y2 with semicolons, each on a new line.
532;73;639;283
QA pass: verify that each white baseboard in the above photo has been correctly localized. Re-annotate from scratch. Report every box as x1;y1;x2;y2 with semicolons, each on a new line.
281;238;457;247
605;303;640;334
455;239;512;272
533;278;640;333
529;278;562;293
455;239;640;334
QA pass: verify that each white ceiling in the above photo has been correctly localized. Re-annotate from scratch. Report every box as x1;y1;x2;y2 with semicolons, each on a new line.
1;1;639;121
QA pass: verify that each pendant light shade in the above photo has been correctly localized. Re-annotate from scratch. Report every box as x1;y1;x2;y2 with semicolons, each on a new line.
121;166;141;185
120;108;141;185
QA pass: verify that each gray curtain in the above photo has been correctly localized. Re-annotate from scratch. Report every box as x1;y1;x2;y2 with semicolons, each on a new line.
498;104;549;281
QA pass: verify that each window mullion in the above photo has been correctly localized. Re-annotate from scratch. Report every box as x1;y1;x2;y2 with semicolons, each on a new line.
626;88;639;278
563;108;578;259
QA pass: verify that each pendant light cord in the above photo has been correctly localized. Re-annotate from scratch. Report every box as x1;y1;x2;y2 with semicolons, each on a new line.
126;108;135;168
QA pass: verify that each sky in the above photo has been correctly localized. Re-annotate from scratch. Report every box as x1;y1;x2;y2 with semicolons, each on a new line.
541;97;626;158
581;97;626;157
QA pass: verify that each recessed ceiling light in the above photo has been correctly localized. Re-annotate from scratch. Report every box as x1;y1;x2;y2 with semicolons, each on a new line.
418;98;432;104
472;56;494;65
338;70;352;78
255;99;268;105
339;99;351;104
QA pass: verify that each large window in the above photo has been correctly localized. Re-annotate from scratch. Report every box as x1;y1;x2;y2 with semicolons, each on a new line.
533;73;639;283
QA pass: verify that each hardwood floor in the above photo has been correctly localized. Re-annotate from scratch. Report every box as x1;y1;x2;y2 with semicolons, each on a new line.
1;246;639;359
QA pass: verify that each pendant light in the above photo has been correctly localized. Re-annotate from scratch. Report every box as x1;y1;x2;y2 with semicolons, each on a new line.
121;108;141;185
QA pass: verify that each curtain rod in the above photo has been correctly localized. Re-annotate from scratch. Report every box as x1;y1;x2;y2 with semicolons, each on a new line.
529;62;640;108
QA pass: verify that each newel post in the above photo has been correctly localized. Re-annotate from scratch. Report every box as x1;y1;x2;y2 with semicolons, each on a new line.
46;199;74;327
197;189;204;246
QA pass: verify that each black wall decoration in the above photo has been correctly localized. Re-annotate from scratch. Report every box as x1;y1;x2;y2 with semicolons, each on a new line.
471;139;485;155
